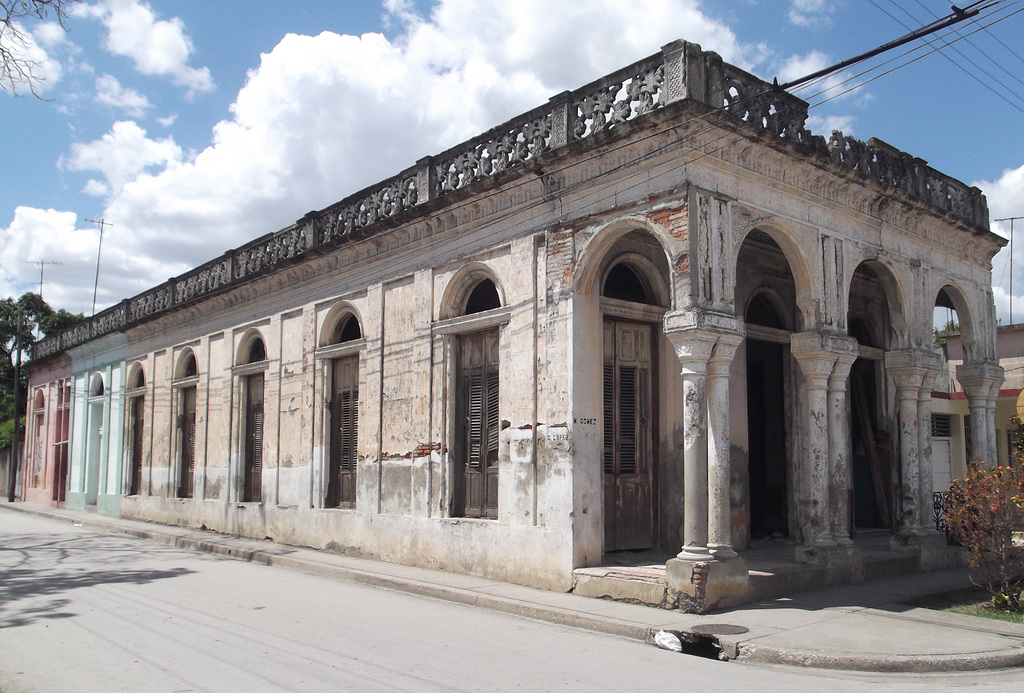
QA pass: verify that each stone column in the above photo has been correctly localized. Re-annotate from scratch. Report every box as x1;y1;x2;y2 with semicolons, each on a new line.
892;351;958;568
917;365;940;535
666;331;717;560
827;343;858;545
664;310;748;613
956;362;1005;465
791;332;840;549
707;332;744;559
986;381;1001;465
885;351;927;535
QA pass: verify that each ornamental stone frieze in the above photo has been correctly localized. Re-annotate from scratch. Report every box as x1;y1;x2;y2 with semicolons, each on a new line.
29;39;994;362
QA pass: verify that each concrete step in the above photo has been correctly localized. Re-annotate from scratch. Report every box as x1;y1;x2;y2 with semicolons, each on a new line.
572;565;667;607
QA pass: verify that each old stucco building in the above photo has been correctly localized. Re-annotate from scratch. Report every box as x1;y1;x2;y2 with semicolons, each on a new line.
20;41;1004;611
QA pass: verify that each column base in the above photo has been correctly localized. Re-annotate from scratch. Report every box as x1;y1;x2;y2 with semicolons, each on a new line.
795;543;864;585
666;556;748;614
890;532;963;571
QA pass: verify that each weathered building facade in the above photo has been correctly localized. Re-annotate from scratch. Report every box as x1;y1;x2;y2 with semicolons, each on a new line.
22;41;1005;611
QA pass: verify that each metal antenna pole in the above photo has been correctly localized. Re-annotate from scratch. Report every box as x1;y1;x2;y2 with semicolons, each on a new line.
84;218;112;315
995;217;1024;326
8;310;23;502
22;259;63;300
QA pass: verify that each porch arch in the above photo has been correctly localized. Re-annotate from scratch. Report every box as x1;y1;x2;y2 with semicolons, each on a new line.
574;216;674;301
732;223;816;331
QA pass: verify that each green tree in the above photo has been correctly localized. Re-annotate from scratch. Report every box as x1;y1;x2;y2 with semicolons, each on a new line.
1;292;83;447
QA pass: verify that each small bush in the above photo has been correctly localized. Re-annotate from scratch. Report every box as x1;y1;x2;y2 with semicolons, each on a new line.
943;457;1024;612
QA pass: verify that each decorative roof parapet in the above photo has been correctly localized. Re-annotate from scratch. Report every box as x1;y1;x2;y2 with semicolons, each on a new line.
28;39;990;362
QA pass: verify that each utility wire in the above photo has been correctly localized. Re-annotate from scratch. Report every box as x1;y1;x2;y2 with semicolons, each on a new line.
871;0;1024;112
775;0;1001;91
910;0;1024;90
791;1;1024;106
798;5;1024;115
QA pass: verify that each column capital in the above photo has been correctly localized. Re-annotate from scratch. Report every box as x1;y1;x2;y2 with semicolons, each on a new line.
955;361;1005;397
664;309;745;372
790;331;855;383
663;308;744;337
885;349;941;394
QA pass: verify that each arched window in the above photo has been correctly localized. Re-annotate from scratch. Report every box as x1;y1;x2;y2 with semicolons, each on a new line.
129;364;146;390
602;263;650;304
464;278;501;315
332;314;362;344
746;293;785;330
179;351;198;379
89;373;105;397
247;337;266;364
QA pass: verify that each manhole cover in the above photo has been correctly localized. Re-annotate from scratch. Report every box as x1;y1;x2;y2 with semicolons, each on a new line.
690;623;749;636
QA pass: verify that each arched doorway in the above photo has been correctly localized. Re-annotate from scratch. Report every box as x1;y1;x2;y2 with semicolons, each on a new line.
736;230;800;542
594;231;670;552
847;261;900;532
453;276;503;519
744;293;789;539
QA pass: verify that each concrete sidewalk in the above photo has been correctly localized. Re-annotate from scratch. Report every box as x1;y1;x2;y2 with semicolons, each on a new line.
4;501;1023;673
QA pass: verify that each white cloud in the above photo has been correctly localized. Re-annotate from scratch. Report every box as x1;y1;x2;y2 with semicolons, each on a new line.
775;48;867;137
156;114;178;127
977;164;1024;325
79;0;214;96
0;208;96;310
0;21;63;94
53;0;748;308
806;113;854;135
66;121;182;197
95;74;152;116
789;0;835;27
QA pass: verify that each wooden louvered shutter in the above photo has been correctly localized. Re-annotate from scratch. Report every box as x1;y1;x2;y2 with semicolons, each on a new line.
178;387;197;498
245;374;264;502
328;356;359;507
603;320;654;551
458;329;500;518
130;395;145;495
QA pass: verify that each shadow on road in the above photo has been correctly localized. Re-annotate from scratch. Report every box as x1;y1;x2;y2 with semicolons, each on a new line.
0;532;195;629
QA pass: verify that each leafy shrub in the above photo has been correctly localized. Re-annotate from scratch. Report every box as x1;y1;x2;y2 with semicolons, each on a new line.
943;455;1024;612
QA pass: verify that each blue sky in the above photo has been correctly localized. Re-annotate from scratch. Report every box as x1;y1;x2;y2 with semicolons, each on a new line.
2;0;1023;323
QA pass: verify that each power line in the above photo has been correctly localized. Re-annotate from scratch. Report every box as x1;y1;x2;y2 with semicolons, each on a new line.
869;0;1024;114
910;0;1024;91
796;5;1024;115
774;0;1000;91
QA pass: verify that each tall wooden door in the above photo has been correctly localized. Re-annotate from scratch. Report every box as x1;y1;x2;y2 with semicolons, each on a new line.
603;320;654;551
327;356;359;508
177;387;196;498
129;395;145;495
455;329;499;519
243;374;264;502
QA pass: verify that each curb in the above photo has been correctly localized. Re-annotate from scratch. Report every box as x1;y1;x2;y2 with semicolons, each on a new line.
736;641;1024;673
5;502;1024;674
1;503;654;644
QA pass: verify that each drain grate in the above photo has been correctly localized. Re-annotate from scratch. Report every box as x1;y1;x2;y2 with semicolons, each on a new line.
690;623;749;636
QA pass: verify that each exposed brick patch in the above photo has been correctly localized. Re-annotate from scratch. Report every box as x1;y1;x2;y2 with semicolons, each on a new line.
413;442;442;458
383;442;441;460
648;205;688;241
676;254;689;272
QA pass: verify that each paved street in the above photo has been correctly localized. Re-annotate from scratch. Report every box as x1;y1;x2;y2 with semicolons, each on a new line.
2;511;1024;692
